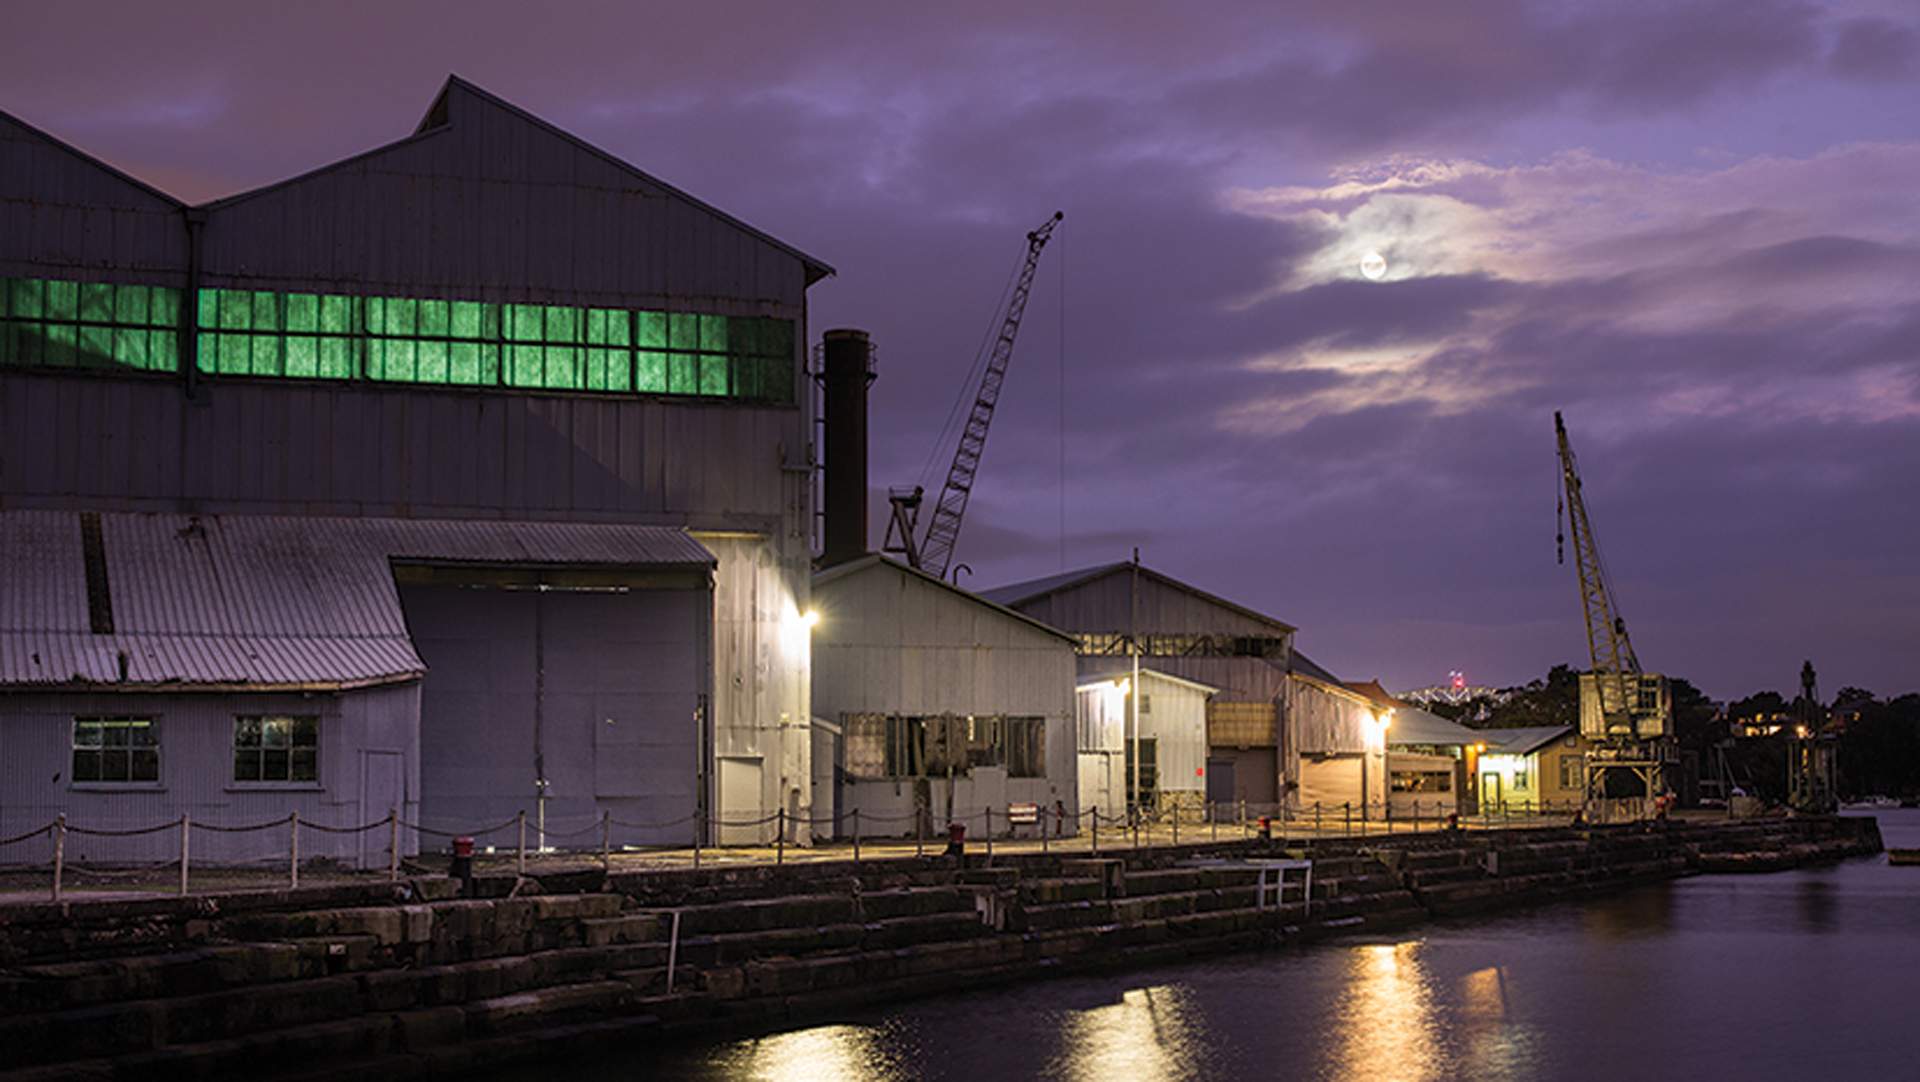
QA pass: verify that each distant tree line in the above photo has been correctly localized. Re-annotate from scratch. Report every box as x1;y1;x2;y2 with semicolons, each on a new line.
1423;665;1920;800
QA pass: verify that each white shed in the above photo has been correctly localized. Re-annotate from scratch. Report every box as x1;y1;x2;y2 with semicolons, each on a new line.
1075;662;1215;816
811;556;1078;839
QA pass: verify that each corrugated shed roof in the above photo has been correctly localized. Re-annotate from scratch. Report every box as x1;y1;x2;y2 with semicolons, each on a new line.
1482;725;1575;755
1074;657;1221;694
0;511;712;690
812;554;1077;644
1386;706;1483;748
980;561;1297;634
1290;650;1344;685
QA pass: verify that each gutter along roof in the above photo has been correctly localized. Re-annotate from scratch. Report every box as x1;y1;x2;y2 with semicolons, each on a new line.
0;511;713;691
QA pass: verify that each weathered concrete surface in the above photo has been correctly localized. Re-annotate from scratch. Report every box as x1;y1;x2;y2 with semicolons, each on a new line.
0;816;1880;1081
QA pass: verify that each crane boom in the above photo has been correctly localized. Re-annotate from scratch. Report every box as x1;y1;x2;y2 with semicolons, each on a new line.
916;211;1064;580
1555;411;1642;733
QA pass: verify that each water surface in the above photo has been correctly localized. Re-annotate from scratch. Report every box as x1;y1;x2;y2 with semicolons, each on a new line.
535;811;1920;1081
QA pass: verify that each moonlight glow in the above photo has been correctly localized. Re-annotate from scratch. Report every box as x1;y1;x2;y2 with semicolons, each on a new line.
1360;251;1387;280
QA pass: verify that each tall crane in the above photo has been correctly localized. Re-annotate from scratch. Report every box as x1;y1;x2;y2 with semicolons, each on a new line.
1555;412;1674;811
886;211;1063;580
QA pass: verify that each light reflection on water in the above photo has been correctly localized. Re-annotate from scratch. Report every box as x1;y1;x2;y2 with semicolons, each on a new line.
1332;943;1441;1081
1049;984;1208;1081
702;1023;905;1082
515;812;1919;1082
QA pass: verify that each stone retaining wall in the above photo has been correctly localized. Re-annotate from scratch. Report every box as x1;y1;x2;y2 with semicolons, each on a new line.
0;815;1881;1081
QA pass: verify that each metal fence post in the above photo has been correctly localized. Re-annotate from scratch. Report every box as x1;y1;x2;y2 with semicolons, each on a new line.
179;814;191;896
852;808;861;865
600;811;612;873
389;809;400;882
1344;802;1352;838
693;815;703;870
1041;808;1050;855
776;809;786;865
1091;805;1099;854
52;815;66;903
1314;802;1322;834
516;810;528;877
289;811;300;889
1172;802;1180;847
984;808;993;858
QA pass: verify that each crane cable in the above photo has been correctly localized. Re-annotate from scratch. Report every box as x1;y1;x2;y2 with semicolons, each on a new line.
916;242;1025;495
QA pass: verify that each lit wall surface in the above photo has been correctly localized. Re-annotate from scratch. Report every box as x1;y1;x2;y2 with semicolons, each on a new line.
1;276;795;403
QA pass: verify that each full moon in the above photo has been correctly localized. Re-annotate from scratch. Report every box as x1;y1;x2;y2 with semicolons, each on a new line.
1360;251;1387;280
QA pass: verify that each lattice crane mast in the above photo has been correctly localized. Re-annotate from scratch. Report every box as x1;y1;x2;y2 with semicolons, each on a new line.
1555;411;1673;807
887;211;1062;580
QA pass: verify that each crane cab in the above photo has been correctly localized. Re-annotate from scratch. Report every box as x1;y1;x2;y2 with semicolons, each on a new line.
1578;673;1672;740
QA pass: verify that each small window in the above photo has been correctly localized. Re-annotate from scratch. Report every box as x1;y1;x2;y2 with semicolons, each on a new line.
1514;768;1530;790
1560;755;1584;789
1139;693;1152;715
234;715;319;783
72;717;159;783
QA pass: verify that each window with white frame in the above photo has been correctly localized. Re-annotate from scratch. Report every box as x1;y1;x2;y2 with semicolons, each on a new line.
72;717;159;783
233;715;319;783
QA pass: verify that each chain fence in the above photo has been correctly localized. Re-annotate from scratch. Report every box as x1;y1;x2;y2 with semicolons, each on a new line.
0;796;1606;904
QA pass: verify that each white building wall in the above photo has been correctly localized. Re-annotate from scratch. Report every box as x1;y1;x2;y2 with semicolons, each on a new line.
699;531;812;845
0;683;420;865
813;560;1077;839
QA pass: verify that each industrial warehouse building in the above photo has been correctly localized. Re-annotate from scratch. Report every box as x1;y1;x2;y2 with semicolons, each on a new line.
0;76;828;858
810;555;1077;839
983;561;1379;819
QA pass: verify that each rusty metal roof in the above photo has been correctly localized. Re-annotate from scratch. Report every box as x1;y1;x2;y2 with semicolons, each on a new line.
0;511;713;690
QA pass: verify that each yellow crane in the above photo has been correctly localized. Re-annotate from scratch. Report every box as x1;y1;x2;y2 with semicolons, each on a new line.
1555;412;1675;814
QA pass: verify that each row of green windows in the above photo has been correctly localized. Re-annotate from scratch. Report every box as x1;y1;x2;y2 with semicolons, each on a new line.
0;277;796;403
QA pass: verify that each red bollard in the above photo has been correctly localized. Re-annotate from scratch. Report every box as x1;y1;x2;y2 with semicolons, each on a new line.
945;821;966;858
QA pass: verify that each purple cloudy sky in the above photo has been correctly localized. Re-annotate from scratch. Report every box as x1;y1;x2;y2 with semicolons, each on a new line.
5;2;1917;700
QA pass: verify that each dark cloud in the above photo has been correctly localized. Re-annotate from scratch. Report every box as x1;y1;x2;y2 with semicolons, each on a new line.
1;1;1916;698
1828;16;1920;79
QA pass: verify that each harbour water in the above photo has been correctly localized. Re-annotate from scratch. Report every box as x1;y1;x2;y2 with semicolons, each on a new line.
543;811;1919;1081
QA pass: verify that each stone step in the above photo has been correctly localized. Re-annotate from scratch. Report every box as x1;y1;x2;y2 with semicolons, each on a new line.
1017;877;1105;904
858;885;979;920
669;893;857;936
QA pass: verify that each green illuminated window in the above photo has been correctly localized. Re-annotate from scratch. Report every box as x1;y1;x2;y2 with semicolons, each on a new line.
2;275;796;404
1;278;180;374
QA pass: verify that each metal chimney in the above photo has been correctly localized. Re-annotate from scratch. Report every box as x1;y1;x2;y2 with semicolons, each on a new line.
821;328;873;567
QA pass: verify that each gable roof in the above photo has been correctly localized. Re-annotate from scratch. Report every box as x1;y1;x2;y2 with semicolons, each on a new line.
1483;725;1575;756
201;75;833;283
1074;657;1221;695
812;554;1077;644
980;562;1295;634
1290;650;1344;685
0;106;185;208
1385;705;1483;748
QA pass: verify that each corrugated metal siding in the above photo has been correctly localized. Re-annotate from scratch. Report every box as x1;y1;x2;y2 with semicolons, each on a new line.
995;566;1294;639
0;111;186;282
0;684;419;865
1;372;798;527
402;582;703;847
1286;674;1372;755
813;559;1077;837
198;82;809;311
0;510;713;688
1138;671;1209;796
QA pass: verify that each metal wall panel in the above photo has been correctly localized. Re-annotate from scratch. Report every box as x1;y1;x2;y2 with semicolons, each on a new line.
1010;570;1291;639
0;372;799;525
0;683;419;864
400;580;705;848
196;82;811;312
0;111;186;282
812;559;1078;837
